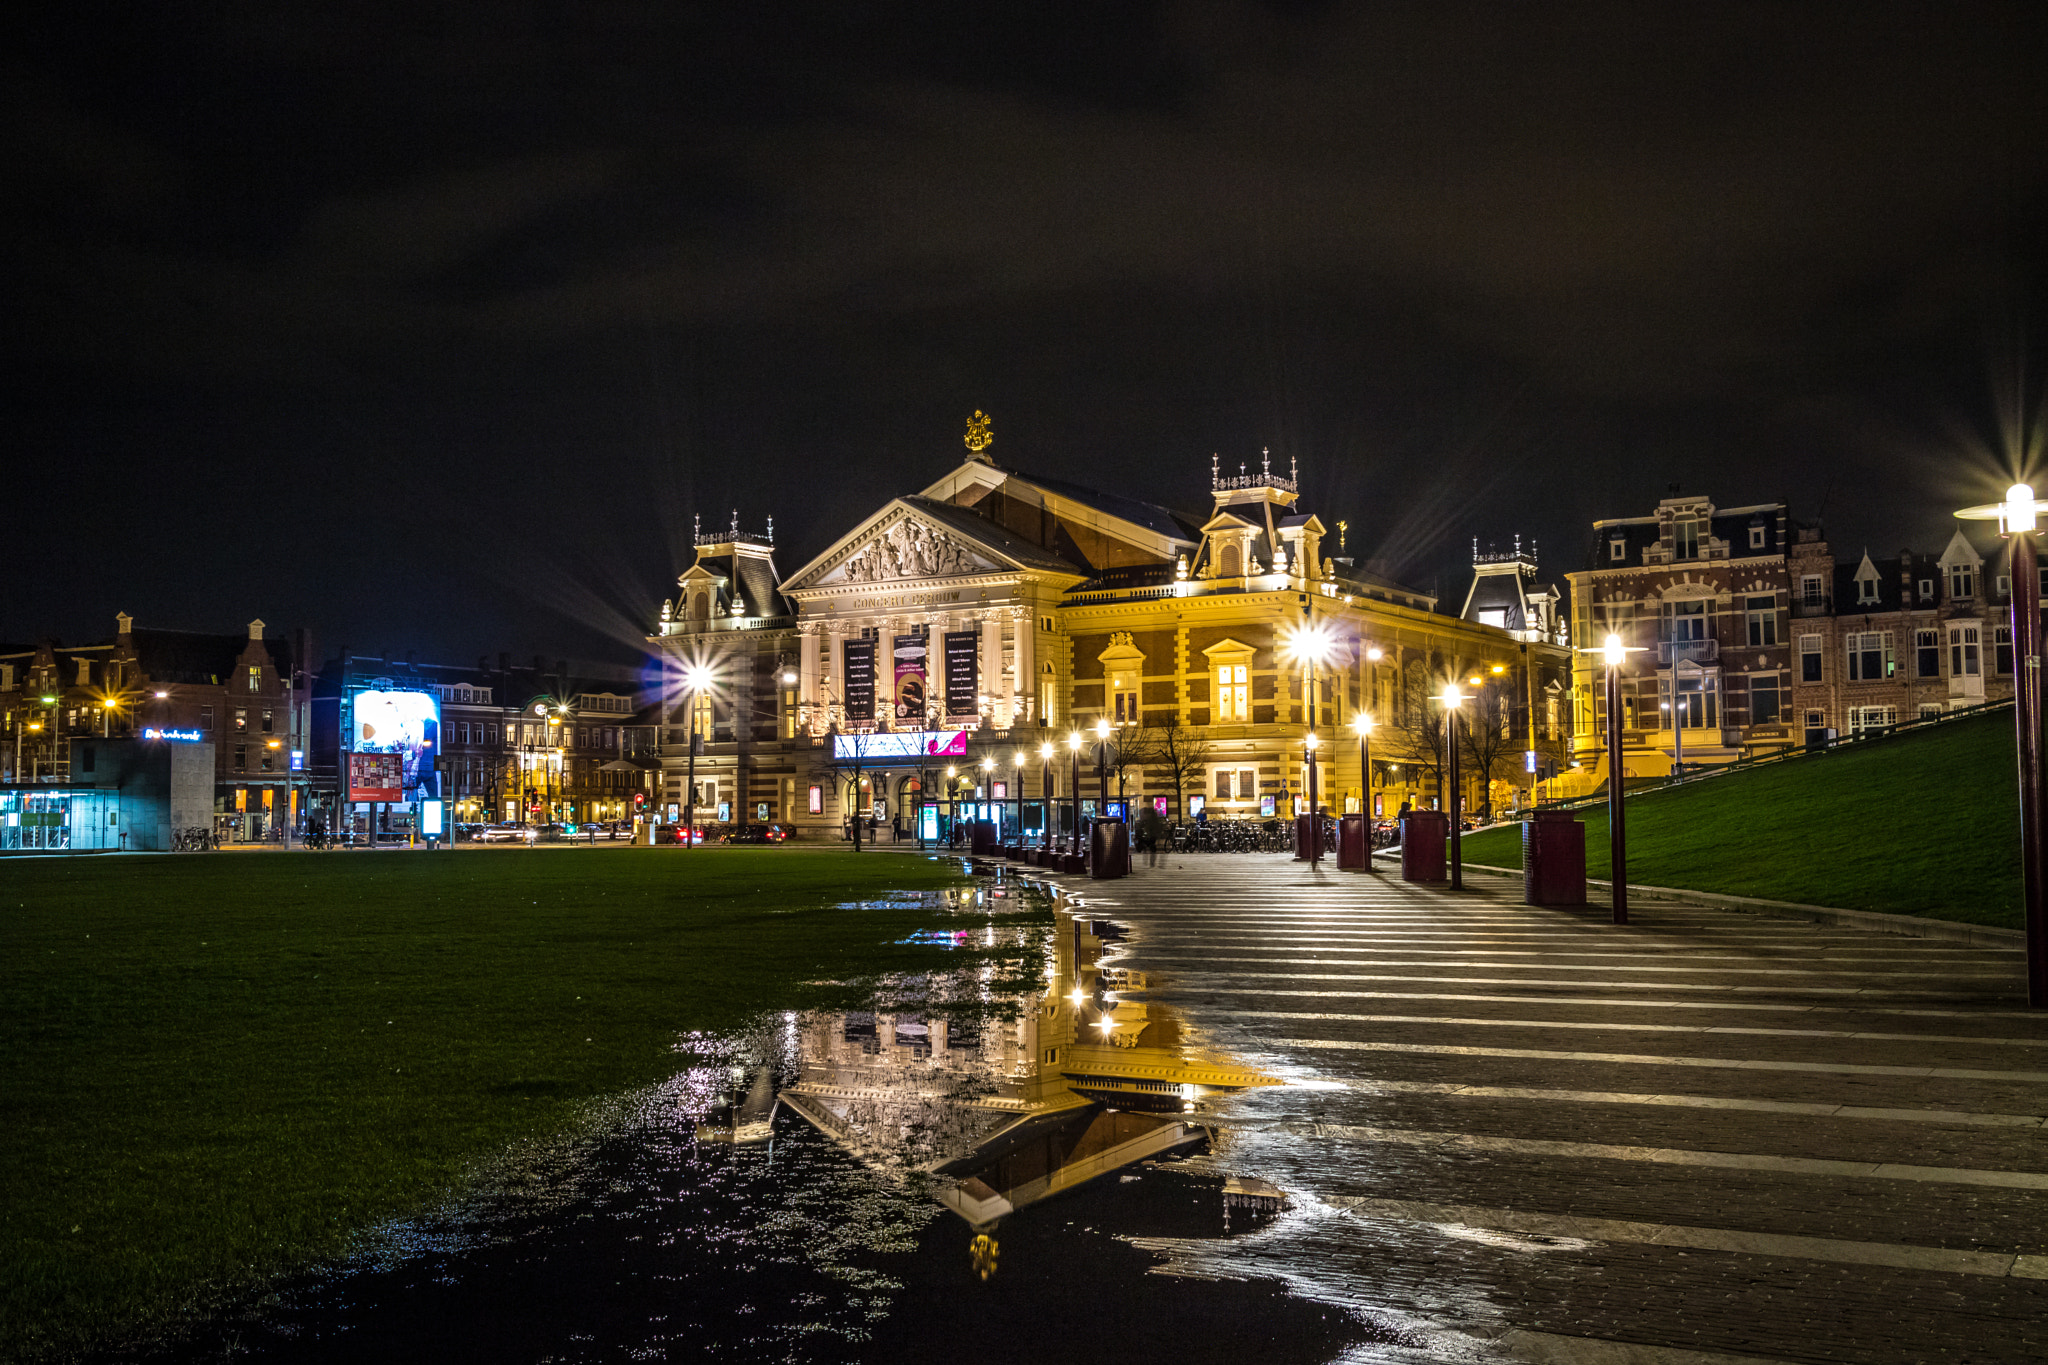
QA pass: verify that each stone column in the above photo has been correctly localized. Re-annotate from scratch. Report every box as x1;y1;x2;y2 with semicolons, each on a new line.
798;624;820;732
980;613;1004;727
825;621;844;726
1012;607;1035;726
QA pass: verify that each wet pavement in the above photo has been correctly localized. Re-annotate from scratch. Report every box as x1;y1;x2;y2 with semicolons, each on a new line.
92;857;2048;1364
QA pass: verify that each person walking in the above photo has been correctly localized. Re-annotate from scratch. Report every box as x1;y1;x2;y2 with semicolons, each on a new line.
1139;803;1167;868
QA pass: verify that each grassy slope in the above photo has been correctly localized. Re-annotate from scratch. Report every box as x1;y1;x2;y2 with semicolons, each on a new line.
1461;712;2021;928
0;848;1022;1360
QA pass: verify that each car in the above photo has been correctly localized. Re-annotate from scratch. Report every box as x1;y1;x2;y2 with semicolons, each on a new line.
667;824;706;846
479;824;535;843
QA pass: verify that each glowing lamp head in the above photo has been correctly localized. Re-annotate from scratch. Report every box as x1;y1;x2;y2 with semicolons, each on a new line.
1443;684;1464;709
1491;664;1506;675
1304;731;1320;750
1095;718;1111;739
946;765;957;778
981;756;995;772
780;670;796;685
153;690;168;699
1366;646;1384;662
1351;712;1374;736
1602;633;1626;669
2004;483;2039;535
679;663;713;692
1068;731;1083;751
1039;742;1054;759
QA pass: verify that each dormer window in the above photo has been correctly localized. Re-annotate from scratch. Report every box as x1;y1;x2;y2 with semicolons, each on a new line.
1856;577;1880;605
1919;579;1934;602
1609;538;1626;562
1748;525;1766;550
1673;518;1700;561
1948;566;1975;600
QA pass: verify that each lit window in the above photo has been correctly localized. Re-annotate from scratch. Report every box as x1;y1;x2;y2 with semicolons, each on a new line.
1215;664;1249;721
248;666;261;693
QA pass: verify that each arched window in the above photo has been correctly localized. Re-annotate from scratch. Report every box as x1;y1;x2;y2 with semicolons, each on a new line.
691;593;710;621
1219;543;1242;577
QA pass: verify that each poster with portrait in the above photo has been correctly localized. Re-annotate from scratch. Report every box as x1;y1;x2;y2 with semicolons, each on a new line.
892;634;927;721
351;689;440;797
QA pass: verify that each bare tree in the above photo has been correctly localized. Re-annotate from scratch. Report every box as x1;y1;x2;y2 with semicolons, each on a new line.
1460;682;1521;823
1387;658;1447;804
1125;716;1214;820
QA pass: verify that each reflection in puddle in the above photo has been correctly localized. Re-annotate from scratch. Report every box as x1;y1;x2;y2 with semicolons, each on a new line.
785;908;1282;1255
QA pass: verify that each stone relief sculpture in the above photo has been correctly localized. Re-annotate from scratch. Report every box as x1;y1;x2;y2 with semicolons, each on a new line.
837;519;981;582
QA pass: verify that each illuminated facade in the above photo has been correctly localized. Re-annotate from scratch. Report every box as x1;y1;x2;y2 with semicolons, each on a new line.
653;427;1568;834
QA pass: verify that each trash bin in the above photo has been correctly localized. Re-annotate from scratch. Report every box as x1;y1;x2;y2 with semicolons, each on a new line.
1400;810;1448;883
1090;819;1130;880
970;820;999;855
1337;813;1368;870
1293;813;1317;861
1522;810;1586;906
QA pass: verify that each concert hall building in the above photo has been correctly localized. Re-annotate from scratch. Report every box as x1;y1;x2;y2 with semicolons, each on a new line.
648;424;1571;839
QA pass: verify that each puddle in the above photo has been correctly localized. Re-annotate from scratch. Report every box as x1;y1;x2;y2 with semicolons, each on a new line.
96;878;1380;1364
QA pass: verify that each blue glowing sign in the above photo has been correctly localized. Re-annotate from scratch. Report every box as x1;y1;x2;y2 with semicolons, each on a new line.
144;727;203;742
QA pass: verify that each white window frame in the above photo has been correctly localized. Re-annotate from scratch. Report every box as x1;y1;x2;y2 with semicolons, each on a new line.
1748;525;1766;550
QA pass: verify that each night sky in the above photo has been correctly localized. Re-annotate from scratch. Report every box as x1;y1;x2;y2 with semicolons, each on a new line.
9;2;2047;666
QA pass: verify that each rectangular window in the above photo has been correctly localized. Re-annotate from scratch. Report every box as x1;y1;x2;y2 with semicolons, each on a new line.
1919;703;1943;720
1919;578;1935;602
233;707;247;732
1949;565;1975;599
1744;596;1778;647
1673;518;1699;560
1750;675;1781;725
1671;600;1706;641
260;749;274;772
1855;577;1880;605
1214;769;1232;800
200;706;214;732
1214;664;1249;721
233;745;247;772
1996;626;2014;675
1845;632;1893;682
1749;525;1766;550
1799;635;1823;682
261;709;274;734
247;666;261;692
1998;576;2012;598
1848;705;1898;734
1951;625;1981;677
1610;538;1626;562
1800;575;1825;608
1239;767;1257;799
1916;629;1940;678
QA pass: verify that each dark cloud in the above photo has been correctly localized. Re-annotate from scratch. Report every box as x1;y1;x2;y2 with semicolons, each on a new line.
5;1;2046;657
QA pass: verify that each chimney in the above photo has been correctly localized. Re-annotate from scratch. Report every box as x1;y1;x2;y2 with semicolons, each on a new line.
479;655;488;673
499;652;510;672
116;612;133;637
248;618;266;641
533;654;545;673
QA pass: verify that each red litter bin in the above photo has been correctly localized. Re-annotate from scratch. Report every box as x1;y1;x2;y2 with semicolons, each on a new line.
1522;810;1587;906
1090;819;1130;880
970;820;999;855
1337;813;1368;870
1400;810;1448;883
1292;813;1315;861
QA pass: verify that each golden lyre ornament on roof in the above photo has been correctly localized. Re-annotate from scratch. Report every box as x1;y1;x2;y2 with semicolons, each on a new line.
964;410;994;455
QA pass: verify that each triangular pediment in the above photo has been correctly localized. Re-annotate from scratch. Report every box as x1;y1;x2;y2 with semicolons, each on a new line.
785;502;1014;592
1938;528;1983;569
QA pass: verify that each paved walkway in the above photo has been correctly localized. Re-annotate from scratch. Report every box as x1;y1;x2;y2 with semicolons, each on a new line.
1034;853;2046;1365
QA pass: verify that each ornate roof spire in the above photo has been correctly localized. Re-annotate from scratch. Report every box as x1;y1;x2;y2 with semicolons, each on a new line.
730;507;740;536
1290;452;1298;485
766;515;775;543
1262;446;1271;480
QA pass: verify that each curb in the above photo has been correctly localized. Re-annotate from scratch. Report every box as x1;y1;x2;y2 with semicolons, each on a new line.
1443;859;2024;947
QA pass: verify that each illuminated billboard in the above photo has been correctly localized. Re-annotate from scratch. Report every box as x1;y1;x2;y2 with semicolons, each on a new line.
348;752;403;802
831;730;970;762
351;689;439;798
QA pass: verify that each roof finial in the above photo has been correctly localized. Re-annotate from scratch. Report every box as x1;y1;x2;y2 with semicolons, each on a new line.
1211;452;1219;486
766;515;775;543
693;512;701;541
730;507;740;536
964;410;994;456
1262;446;1271;480
1289;452;1297;485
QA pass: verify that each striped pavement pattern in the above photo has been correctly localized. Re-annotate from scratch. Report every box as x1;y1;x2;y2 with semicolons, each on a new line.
1022;851;2047;1365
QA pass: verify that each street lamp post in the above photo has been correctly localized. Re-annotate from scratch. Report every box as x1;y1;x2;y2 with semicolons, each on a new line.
678;665;711;850
1282;620;1338;863
1351;710;1376;871
1039;741;1055;853
1442;684;1464;890
1959;484;2048;1006
1094;717;1112;812
1067;730;1083;855
1605;632;1629;925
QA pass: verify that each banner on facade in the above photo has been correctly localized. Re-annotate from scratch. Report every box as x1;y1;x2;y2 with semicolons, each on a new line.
944;630;979;715
832;730;970;762
892;634;928;721
843;640;876;720
348;752;404;802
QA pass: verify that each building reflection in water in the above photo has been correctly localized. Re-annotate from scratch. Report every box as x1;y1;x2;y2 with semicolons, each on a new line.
778;898;1281;1251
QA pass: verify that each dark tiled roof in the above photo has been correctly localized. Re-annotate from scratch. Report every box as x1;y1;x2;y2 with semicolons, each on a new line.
130;629;291;685
1000;468;1203;542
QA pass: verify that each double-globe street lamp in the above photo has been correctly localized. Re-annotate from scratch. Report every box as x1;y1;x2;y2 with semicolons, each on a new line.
1958;483;2048;1006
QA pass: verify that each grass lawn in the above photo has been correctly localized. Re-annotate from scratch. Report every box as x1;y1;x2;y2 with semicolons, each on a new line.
1460;711;2022;928
0;847;1033;1360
